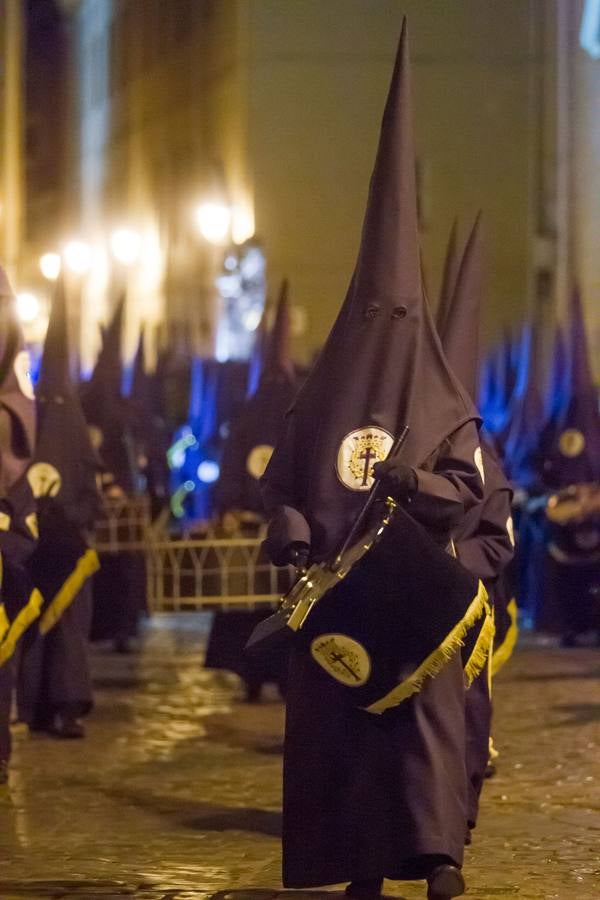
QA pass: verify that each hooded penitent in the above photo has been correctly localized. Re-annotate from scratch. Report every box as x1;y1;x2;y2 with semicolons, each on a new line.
80;295;136;492
435;216;516;831
27;276;100;636
216;279;297;516
263;21;479;562
436;218;460;339
544;324;569;437
0;265;41;668
263;22;490;890
128;331;169;509
503;319;547;490
543;288;600;487
245;305;269;400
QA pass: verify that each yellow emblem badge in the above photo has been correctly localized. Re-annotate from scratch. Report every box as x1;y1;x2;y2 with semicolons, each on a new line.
310;634;371;686
559;429;586;458
27;462;62;498
336;426;394;491
246;444;274;480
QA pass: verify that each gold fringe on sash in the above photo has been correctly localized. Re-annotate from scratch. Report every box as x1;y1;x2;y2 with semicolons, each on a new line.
364;579;490;715
464;609;495;686
39;549;100;636
492;597;519;677
0;589;43;667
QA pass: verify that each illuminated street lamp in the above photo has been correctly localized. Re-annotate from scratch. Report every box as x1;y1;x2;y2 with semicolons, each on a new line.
16;291;41;323
39;252;62;281
64;240;92;274
110;227;141;266
194;202;231;245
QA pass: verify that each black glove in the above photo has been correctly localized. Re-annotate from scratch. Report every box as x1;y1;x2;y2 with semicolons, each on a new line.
372;459;417;499
286;541;310;571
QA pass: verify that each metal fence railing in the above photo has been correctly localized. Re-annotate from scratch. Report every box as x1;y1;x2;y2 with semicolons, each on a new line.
92;498;292;613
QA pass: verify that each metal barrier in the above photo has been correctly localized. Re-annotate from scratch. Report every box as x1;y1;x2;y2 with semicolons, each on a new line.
92;497;292;613
145;537;292;613
92;496;154;552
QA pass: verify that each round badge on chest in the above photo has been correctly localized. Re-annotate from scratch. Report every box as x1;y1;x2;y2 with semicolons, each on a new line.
336;426;394;491
559;429;586;458
246;444;274;479
27;462;62;498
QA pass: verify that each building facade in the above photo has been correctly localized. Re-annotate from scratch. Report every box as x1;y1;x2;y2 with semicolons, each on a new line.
9;0;600;374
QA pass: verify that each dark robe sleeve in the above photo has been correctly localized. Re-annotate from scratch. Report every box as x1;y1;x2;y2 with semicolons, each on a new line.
261;413;311;565
455;489;514;582
407;420;484;531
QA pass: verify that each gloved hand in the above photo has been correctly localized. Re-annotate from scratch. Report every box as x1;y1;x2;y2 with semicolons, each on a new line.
372;459;417;499
286;541;310;571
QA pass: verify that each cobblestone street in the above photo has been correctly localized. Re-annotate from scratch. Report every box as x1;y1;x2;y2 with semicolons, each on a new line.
1;616;599;900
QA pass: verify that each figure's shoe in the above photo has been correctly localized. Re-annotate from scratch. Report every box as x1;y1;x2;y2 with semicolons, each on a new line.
345;878;383;899
48;713;85;739
0;759;8;784
426;864;465;900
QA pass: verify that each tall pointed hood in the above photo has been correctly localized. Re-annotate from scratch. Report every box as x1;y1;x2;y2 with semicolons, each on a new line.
437;214;483;400
543;288;600;486
79;294;136;490
37;275;72;397
246;307;269;398
503;319;547;489
0;264;36;490
435;216;513;555
544;324;569;428
217;281;297;515
436;219;460;337
82;293;125;414
261;278;295;385
33;272;99;521
264;20;478;557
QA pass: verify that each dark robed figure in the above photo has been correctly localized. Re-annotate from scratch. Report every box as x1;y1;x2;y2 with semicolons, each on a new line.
261;22;484;900
18;277;100;739
0;265;39;781
436;216;515;837
543;288;600;643
206;281;297;700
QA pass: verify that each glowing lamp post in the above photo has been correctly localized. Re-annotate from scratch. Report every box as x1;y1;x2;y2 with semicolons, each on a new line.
110;227;141;266
194;202;232;245
64;240;92;275
39;252;62;281
16;292;41;324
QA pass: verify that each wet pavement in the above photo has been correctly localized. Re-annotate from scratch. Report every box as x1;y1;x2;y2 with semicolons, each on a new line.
1;615;599;899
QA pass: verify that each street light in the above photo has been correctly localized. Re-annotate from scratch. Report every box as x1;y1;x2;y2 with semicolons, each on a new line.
15;292;41;323
39;252;62;281
64;240;92;274
194;202;231;245
110;227;141;265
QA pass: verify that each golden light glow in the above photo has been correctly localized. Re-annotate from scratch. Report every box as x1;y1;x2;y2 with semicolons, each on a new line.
64;240;92;274
110;227;142;265
16;292;41;323
39;252;62;281
194;202;231;245
231;204;255;244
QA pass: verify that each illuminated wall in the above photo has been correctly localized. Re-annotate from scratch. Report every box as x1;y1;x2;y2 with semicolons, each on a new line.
246;0;549;358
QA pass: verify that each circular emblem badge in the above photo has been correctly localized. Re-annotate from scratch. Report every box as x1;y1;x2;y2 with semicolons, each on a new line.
506;515;515;548
474;446;485;485
27;462;62;498
336;426;394;491
14;350;35;400
559;429;585;458
246;444;274;480
310;633;371;686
